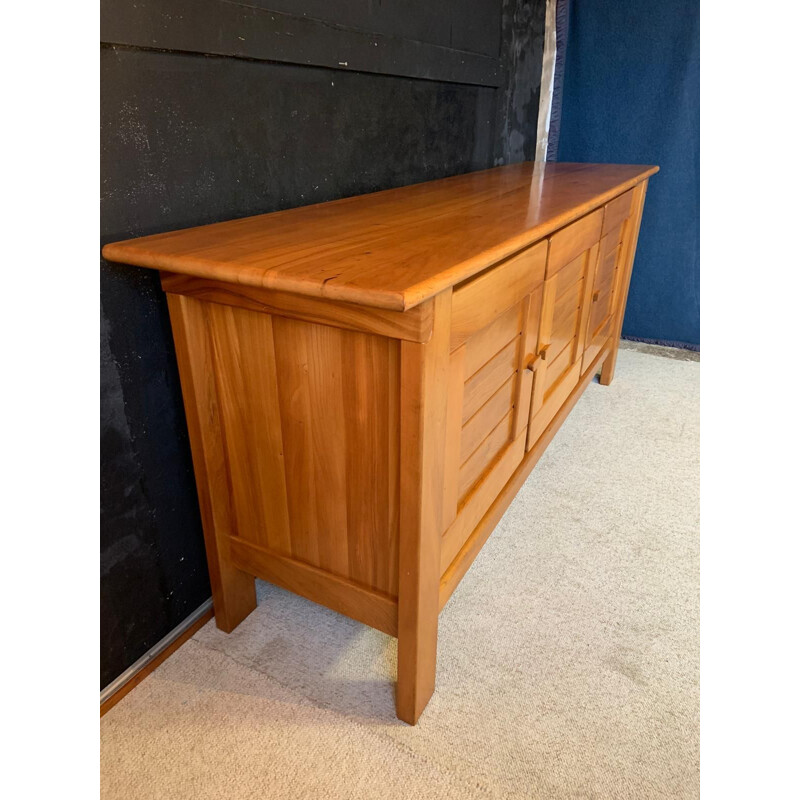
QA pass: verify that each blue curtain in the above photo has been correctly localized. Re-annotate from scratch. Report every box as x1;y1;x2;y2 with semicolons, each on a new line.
557;0;699;348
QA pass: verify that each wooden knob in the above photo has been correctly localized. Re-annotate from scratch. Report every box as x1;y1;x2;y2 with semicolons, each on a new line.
592;291;600;302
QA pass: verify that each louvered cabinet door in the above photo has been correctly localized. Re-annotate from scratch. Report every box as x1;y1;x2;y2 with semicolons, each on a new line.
439;242;547;573
525;210;603;450
582;189;635;370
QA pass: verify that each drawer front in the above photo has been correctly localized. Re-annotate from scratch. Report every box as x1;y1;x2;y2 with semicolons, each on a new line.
547;209;603;278
451;240;547;349
603;189;634;236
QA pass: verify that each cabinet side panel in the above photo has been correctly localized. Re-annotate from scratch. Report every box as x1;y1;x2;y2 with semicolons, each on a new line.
205;303;293;555
271;316;401;597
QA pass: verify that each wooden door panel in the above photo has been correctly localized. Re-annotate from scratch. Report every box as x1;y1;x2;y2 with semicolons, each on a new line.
458;411;515;499
583;317;613;370
460;302;523;376
462;339;518;424
581;194;636;372
554;252;586;292
543;337;577;396
441;274;546;560
526;215;602;452
460;377;516;464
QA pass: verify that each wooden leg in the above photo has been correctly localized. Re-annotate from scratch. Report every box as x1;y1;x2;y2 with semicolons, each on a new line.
166;291;257;634
599;346;617;385
209;558;256;633
599;180;649;389
396;579;439;724
396;292;451;724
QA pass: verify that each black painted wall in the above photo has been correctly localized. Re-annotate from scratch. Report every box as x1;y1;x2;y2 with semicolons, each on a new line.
100;0;546;690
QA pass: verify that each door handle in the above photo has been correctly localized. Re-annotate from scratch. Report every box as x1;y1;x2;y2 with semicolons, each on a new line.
525;344;550;371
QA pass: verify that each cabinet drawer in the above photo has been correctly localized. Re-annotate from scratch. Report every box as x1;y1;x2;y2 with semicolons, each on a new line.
451;241;547;348
603;189;634;235
547;209;603;277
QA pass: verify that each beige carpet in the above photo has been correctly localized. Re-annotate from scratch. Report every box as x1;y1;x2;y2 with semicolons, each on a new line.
101;346;699;800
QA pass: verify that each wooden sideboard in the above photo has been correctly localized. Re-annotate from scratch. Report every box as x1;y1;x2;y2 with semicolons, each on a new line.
103;162;657;724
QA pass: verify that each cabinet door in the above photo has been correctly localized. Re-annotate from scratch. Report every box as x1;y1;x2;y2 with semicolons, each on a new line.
582;190;635;371
526;210;602;450
439;242;546;571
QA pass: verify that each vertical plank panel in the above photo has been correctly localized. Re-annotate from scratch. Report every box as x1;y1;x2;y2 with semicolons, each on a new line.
341;330;401;595
205;303;292;553
272;317;349;575
272;317;321;567
304;323;350;578
272;316;400;594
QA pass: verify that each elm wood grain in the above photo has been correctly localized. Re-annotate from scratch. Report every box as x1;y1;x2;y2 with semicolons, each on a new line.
458;411;515;499
439;431;527;575
103;162;657;312
106;165;656;724
584;225;627;359
461;340;519;424
528;361;582;447
547;208;603;277
460;377;516;465
450;240;546;348
460;301;523;376
442;344;466;531
396;292;451;724
512;286;543;440
543;339;577;395
205;303;292;555
270;317;401;596
526;227;600;451
600;180;649;385
582;319;613;373
160;272;434;343
602;188;634;236
439;343;613;610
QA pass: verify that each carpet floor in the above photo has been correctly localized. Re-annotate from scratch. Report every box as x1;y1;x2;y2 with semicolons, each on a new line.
101;346;700;799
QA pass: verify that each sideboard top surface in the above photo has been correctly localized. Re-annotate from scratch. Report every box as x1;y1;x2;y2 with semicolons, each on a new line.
102;162;657;311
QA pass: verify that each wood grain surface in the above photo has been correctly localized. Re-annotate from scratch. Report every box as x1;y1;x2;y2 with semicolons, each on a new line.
103;162;657;310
